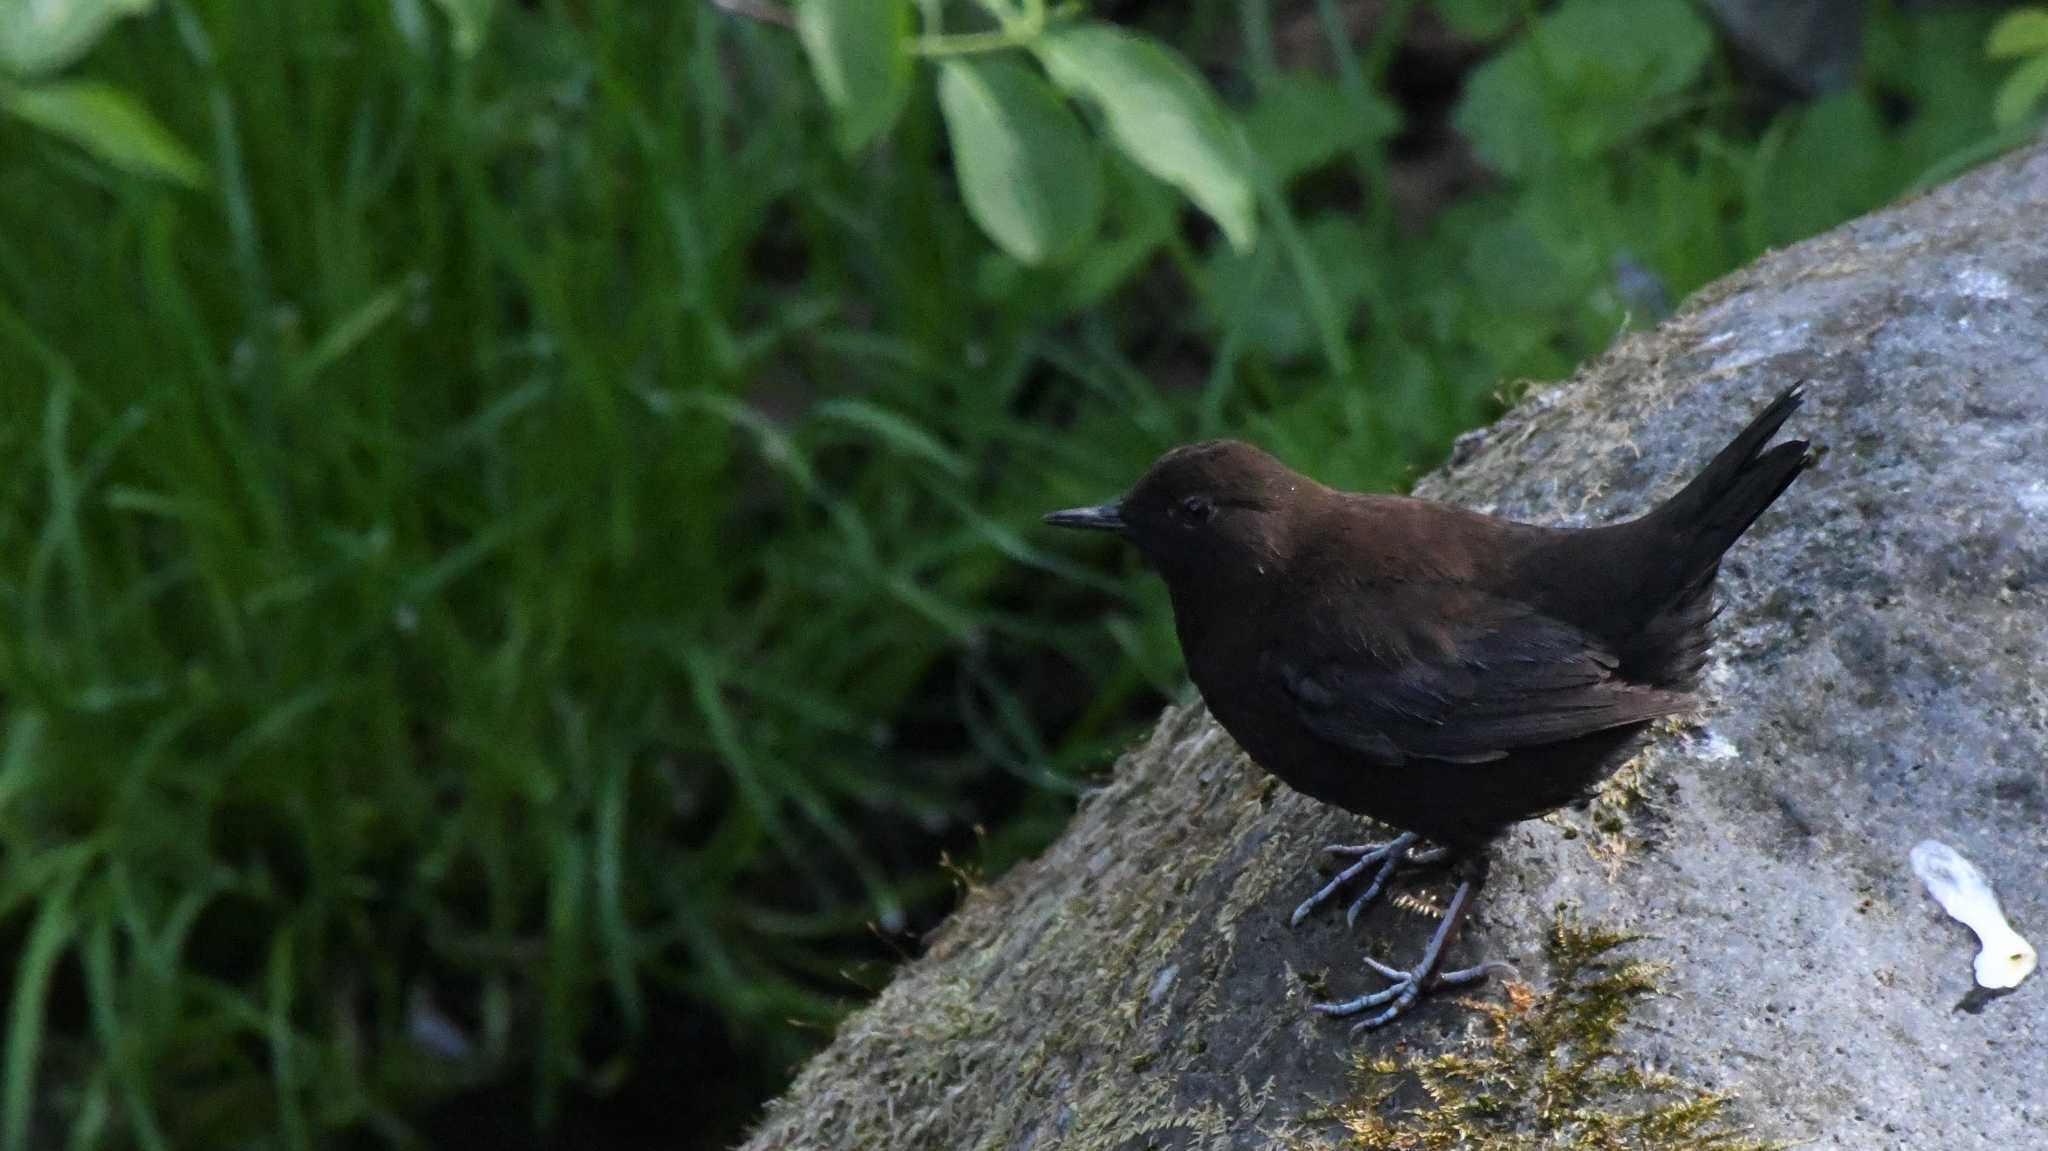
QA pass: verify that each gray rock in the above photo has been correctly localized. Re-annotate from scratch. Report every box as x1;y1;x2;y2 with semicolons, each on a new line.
742;142;2048;1150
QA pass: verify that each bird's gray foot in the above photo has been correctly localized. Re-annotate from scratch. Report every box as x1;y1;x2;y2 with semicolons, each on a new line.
1289;831;1448;927
1311;878;1506;1033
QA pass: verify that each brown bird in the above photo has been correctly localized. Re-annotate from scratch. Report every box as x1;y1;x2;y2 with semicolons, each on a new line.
1046;387;1813;1030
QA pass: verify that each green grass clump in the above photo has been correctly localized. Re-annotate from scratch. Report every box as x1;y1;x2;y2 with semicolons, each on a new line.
0;6;1182;1145
0;0;2024;1147
1315;912;1780;1151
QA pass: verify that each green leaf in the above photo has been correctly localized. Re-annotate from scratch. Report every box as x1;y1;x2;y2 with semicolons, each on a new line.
1455;47;1548;176
1203;214;1369;365
0;81;206;187
1036;25;1257;250
389;0;431;54
429;0;494;57
1453;0;1711;177
1987;10;2048;59
1460;191;1599;313
1994;53;2048;127
1755;91;1891;248
1430;0;1517;39
0;0;152;78
937;57;1101;264
1050;157;1174;307
796;0;911;152
1243;72;1399;182
1866;9;2004;179
976;153;1175;313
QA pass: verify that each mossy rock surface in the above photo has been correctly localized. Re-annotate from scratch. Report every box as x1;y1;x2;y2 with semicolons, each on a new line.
741;143;2048;1150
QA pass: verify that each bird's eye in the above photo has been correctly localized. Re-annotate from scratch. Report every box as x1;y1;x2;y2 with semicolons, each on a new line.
1180;495;1215;525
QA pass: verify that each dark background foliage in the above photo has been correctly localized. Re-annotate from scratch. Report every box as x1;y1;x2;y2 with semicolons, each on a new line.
0;0;2038;1147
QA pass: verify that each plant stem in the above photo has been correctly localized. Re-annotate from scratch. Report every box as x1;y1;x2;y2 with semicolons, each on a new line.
907;28;1033;57
708;0;795;30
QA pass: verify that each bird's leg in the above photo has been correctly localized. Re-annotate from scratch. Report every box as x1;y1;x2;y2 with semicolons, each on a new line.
1312;858;1505;1034
1290;831;1447;927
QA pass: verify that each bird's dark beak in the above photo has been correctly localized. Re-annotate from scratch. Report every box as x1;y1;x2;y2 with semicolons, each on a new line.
1043;501;1125;534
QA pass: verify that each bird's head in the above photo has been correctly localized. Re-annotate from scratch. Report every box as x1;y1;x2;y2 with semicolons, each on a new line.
1044;440;1313;591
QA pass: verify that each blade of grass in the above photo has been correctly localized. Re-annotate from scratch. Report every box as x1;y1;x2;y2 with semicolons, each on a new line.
811;397;970;480
594;748;644;1035
224;681;345;764
4;868;83;1151
287;277;411;392
399;495;565;604
677;644;800;868
539;828;586;1130
0;709;47;821
1240;131;1354;377
1199;239;1279;434
267;928;310;1151
83;913;170;1151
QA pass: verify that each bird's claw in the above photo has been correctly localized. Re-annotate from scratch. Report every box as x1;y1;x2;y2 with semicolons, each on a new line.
1307;875;1499;1034
1312;968;1424;1031
1314;958;1504;1033
1289;831;1423;927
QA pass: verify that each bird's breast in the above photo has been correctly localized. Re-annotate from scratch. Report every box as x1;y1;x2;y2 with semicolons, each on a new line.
1180;620;1331;777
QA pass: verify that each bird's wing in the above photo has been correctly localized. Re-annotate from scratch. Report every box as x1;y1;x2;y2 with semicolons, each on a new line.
1266;587;1690;765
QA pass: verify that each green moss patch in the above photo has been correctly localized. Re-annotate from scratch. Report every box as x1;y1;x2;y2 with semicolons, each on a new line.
1307;911;1779;1151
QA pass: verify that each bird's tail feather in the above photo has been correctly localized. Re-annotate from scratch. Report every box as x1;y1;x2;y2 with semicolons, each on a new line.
1653;383;1815;582
1595;385;1813;689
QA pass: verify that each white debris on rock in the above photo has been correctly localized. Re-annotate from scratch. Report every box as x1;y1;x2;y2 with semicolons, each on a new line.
1910;840;2037;991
